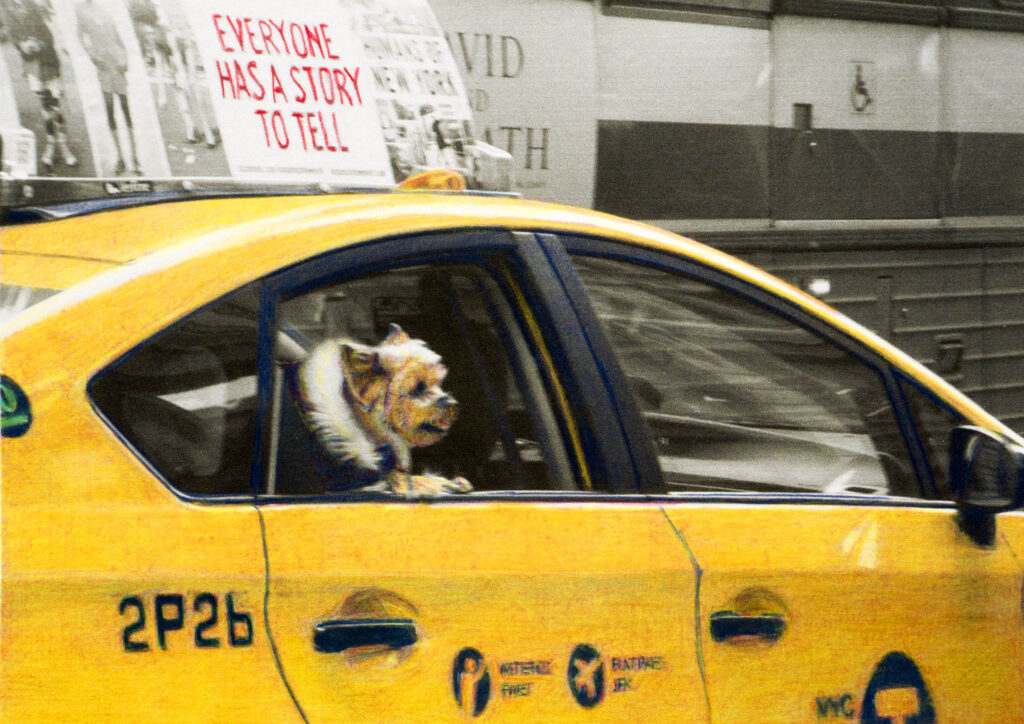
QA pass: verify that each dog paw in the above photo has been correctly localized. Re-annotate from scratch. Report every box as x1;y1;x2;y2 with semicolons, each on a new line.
387;472;473;498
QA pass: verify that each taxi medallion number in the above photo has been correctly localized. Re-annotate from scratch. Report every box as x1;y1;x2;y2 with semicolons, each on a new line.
119;592;254;652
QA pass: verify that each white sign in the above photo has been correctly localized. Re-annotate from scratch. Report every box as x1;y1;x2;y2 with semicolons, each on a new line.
0;0;504;188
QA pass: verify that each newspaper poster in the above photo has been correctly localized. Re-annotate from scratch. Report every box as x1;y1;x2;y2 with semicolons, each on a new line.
0;0;507;188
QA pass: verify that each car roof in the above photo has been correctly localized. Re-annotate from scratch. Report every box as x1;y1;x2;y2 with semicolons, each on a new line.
1;191;1014;440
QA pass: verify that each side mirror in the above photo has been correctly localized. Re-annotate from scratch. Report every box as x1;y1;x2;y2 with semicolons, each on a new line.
949;426;1024;546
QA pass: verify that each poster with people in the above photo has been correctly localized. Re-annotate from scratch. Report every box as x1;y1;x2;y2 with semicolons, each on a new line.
0;0;509;188
1;0;93;176
352;0;477;184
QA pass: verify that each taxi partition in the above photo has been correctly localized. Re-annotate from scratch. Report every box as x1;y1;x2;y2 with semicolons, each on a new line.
0;0;512;206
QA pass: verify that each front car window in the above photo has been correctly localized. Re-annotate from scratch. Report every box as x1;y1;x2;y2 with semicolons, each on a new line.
571;255;919;497
898;377;964;499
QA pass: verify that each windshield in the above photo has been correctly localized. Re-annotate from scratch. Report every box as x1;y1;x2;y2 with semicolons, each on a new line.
0;284;61;325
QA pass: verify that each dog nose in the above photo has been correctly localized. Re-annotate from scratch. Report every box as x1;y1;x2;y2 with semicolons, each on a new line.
437;395;458;417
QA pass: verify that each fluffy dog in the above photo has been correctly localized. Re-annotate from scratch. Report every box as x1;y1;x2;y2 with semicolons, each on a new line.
296;324;472;497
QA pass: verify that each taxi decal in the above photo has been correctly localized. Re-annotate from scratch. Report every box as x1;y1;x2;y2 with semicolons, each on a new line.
1;375;32;438
815;693;857;719
860;652;935;724
118;593;254;652
609;654;666;694
452;647;491;717
567;643;605;708
496;659;553;700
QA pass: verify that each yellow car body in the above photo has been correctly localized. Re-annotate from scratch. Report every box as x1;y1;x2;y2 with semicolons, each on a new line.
2;192;1023;722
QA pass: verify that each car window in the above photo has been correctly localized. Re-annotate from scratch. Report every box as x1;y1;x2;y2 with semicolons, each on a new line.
570;254;920;497
265;261;576;496
0;283;61;324
899;377;964;500
90;284;260;496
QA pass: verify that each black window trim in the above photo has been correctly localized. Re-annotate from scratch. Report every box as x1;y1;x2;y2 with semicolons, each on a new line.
251;228;631;503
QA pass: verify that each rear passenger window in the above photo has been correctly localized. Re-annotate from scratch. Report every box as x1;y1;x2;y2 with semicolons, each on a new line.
571;255;920;497
265;261;577;496
90;284;260;496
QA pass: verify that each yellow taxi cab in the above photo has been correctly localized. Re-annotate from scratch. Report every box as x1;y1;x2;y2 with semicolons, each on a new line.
2;172;1023;723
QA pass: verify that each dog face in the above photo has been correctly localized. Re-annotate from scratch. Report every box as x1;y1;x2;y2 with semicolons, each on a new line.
341;324;458;448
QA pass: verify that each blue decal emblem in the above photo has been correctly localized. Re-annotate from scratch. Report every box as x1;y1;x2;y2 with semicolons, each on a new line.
861;652;935;724
567;643;605;708
1;375;31;438
452;647;491;717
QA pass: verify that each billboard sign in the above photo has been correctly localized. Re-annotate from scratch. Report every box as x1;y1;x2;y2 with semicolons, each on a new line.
0;0;508;190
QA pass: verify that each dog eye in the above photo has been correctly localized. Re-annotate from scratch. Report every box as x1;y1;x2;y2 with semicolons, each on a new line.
409;381;428;397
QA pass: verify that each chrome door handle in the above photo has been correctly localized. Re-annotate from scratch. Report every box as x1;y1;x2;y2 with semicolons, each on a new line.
313;618;417;653
709;611;786;642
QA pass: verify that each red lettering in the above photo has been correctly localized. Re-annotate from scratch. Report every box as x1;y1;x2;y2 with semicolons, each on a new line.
308;112;324;151
244;18;262;54
332;69;352;105
269;19;288;53
271;110;289;148
345;67;361;104
304;25;324;59
289;67;306;103
332;112;348;152
318;68;335;104
212;14;232;52
247;61;265;101
291;112;309;150
232;59;250;99
321;24;339;60
258;20;279;54
226;15;247;52
255;109;271;146
270;65;287;102
302;67;318;101
318;111;336;151
216;60;235;99
289;24;309;58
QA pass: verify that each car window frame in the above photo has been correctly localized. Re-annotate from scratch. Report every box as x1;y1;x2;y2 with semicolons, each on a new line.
86;280;264;505
553;232;952;505
251;228;644;503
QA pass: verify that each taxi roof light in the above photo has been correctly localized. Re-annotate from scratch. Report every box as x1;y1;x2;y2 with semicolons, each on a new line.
395;169;467;192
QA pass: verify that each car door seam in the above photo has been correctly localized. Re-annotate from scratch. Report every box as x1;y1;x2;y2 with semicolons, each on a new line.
659;506;712;722
1003;531;1024;627
256;505;311;724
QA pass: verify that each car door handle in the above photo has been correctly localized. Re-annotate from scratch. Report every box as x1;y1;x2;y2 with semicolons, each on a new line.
313;618;418;653
709;611;787;642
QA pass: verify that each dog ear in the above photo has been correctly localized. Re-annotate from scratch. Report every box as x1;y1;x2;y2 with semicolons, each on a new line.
340;342;385;408
381;323;411;347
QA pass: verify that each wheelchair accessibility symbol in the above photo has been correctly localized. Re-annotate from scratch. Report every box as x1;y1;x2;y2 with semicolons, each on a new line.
851;62;875;114
860;652;935;724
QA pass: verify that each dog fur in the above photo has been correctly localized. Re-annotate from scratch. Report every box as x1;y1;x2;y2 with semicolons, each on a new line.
296;323;472;497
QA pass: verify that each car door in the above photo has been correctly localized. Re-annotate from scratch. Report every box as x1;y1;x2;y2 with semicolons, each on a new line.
555;233;1024;723
3;280;290;720
254;231;708;723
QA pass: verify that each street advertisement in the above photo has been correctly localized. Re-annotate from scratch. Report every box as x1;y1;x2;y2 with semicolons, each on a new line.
0;0;509;189
431;0;597;206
